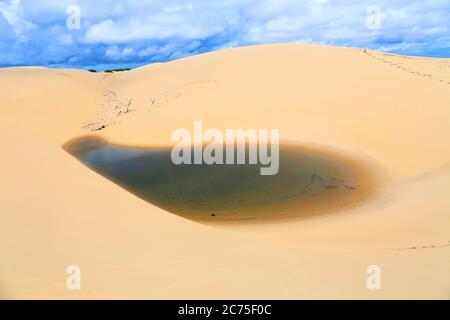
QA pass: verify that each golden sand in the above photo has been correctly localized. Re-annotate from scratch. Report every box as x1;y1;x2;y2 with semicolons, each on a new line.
0;44;449;299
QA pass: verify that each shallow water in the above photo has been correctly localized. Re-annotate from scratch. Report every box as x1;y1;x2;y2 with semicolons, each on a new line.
65;136;367;221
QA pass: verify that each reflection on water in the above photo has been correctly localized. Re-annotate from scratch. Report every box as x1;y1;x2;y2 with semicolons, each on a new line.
64;136;369;222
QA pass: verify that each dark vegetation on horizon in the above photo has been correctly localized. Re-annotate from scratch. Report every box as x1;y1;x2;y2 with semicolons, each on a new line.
87;68;132;73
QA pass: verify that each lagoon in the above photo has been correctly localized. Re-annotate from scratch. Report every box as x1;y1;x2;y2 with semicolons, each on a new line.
64;136;369;222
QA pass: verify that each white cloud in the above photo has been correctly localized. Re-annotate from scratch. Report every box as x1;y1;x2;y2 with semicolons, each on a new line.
1;0;450;67
78;0;450;52
105;45;135;60
84;5;227;43
122;47;133;56
0;0;35;34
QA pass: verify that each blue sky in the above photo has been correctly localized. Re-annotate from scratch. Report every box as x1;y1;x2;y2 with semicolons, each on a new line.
1;0;449;70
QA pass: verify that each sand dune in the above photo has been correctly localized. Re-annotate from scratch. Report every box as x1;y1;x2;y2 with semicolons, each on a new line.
0;44;449;299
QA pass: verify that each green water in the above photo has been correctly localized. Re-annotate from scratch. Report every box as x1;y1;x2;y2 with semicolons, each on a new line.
65;136;360;221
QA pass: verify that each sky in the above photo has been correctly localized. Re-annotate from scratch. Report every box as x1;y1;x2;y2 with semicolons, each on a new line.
0;0;449;70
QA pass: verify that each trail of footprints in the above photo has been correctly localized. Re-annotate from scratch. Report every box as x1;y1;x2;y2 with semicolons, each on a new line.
83;90;135;132
83;79;217;132
146;79;217;110
362;49;450;85
301;173;355;195
361;51;449;252
399;241;450;251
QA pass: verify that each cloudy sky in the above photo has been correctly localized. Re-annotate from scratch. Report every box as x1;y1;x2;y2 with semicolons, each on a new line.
1;0;449;69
